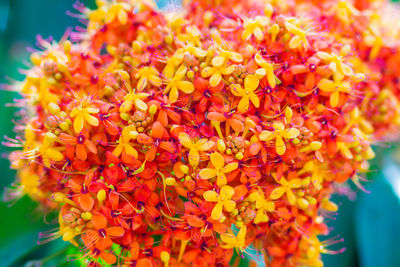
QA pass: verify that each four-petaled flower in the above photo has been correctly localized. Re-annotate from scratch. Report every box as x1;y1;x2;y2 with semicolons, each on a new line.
247;191;275;224
82;213;125;250
269;176;302;205
230;75;260;113
163;65;195;103
201;57;235;87
259;122;300;155
59;129;97;161
113;125;138;158
199;152;238;187
70;102;99;133
220;225;247;253
203;185;236;221
254;53;279;88
179;132;214;169
242;16;269;41
317;77;351;108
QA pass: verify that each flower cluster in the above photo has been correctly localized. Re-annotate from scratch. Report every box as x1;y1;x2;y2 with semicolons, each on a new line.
5;0;400;266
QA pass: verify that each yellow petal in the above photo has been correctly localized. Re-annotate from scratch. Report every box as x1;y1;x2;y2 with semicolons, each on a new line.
269;186;285;200
199;168;217;179
223;162;238;173
178;132;192;148
223;200;236;212
137;77;147;91
125;145;138;158
201;67;214;78
210;152;225;168
113;144;123;157
289;35;302;49
45;148;64;161
211;202;223;220
221;233;236;246
237;225;247;242
134;98;148;111
230;52;243;62
209;73;222;87
195;139;214;151
117;9;127;25
220;185;235;198
254;27;263;41
73;115;84;133
212;56;225;67
276;136;286;155
175;65;187;80
259;130;274;141
249;93;260;108
149;75;162;87
221;65;235;75
203;190;218;202
330;91;339;107
245;75;259;92
169;86;179;103
288;179;302;188
230;84;244;96
317;79;335;92
283;128;300;139
120;99;133;113
188;149;200;168
178;81;195;94
286;190;296;205
84;113;99;127
217;174;227;187
238;97;250;113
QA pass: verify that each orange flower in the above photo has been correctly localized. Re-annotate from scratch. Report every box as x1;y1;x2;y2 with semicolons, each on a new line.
83;213;125;251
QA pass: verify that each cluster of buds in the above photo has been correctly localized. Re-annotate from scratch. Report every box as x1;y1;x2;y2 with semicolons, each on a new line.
5;0;400;266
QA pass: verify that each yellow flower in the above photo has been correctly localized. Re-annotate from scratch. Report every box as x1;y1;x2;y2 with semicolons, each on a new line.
316;51;353;81
164;65;195;103
220;225;247;252
259;122;300;155
70;102;99;133
104;2;131;25
136;66;162;90
178;132;214;169
254;53;279;88
201;57;235;87
113;126;138;158
212;46;243;66
24;132;64;168
242;16;269;41
284;20;308;49
199;152;238;187
203;185;236;221
120;91;150;113
269;176;302;205
230;75;260;113
162;46;208;78
298;161;327;190
247;191;275;224
317;77;351;108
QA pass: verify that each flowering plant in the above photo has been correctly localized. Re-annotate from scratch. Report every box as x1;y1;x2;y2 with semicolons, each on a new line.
4;0;400;266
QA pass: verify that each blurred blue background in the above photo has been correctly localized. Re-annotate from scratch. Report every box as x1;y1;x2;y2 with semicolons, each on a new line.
1;0;400;266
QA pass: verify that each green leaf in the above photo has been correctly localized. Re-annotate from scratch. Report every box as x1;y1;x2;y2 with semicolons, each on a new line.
355;158;400;267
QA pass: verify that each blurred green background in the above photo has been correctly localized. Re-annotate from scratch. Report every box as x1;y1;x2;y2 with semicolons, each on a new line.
1;0;400;266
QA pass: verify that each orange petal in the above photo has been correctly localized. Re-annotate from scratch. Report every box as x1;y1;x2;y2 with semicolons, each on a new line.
79;193;94;211
100;251;117;265
92;213;108;230
106;226;125;237
76;144;87;161
137;134;154;145
152;121;165;139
